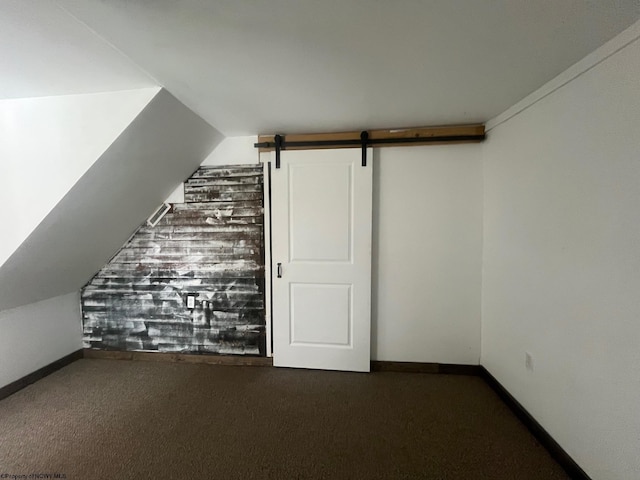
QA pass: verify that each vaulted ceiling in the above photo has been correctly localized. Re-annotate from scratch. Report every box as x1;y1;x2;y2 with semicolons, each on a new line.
0;1;155;98
2;1;640;135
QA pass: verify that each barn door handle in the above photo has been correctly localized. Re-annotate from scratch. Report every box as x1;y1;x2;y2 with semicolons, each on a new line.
277;263;282;278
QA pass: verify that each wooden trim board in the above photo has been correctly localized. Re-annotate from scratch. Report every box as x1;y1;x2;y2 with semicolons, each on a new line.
0;349;84;401
480;366;591;480
371;361;480;375
257;125;485;152
83;349;274;367
81;353;472;373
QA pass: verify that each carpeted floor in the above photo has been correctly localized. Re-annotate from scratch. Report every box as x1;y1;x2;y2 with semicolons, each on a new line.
0;359;569;479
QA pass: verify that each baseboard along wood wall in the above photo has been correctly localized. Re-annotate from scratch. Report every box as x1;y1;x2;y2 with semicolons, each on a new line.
83;349;273;366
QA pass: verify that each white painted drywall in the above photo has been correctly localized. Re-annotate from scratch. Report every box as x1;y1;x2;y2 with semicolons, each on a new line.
481;25;640;480
58;0;639;135
201;136;259;166
0;87;160;267
372;146;483;364
264;142;484;363
0;89;223;311
0;292;82;389
165;183;185;204
0;1;155;99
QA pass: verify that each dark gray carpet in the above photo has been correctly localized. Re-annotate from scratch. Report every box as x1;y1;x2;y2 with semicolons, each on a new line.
0;359;569;479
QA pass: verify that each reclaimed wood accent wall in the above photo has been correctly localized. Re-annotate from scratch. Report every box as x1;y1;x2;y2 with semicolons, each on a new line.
81;165;266;356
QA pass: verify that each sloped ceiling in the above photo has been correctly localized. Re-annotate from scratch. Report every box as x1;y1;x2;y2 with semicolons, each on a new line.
0;87;160;267
0;90;223;311
56;0;640;135
0;1;156;99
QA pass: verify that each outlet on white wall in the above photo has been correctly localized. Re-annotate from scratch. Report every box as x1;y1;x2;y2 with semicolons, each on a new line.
525;352;534;372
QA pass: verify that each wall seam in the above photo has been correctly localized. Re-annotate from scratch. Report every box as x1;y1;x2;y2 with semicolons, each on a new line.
486;21;640;132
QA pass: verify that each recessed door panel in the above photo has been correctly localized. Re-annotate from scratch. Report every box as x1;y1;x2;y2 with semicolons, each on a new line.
291;283;351;346
289;163;352;263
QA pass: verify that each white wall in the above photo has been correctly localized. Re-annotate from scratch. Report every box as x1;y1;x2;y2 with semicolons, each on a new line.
230;140;484;364
202;136;259;165
0;87;160;267
0;1;155;99
0;292;83;389
372;146;483;363
481;23;640;480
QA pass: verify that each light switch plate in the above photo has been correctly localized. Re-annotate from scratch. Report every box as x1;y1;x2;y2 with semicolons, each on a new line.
187;295;196;309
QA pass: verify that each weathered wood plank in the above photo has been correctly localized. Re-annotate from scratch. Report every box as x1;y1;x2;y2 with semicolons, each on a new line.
82;165;266;356
184;184;262;194
157;216;263;227
104;258;261;270
86;277;262;288
83;290;263;302
83;350;273;366
111;253;262;264
194;165;262;172
118;247;260;256
127;239;263;249
185;176;261;186
166;214;264;225
257;125;485;152
83;298;264;309
85;334;263;349
83;310;264;322
172;201;262;211
96;271;264;280
189;167;262;179
83;296;265;310
83;291;262;301
131;231;263;241
138;225;263;234
184;192;263;202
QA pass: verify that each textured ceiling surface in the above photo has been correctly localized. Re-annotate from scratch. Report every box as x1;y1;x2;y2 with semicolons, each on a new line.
0;1;155;98
55;0;640;134
2;1;639;134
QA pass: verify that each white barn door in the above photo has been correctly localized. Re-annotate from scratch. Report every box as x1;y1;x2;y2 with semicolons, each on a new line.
271;148;373;372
